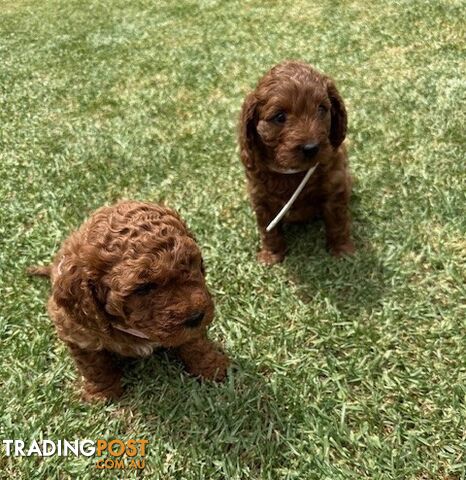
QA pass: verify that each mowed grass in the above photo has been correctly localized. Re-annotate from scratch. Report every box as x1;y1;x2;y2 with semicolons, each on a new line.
1;0;465;478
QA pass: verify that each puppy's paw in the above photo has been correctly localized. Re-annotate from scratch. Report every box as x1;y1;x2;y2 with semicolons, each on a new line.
201;351;230;382
81;380;123;403
257;249;285;265
329;241;355;257
190;351;230;382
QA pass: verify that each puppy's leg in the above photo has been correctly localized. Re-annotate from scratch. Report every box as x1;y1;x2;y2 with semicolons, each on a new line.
322;190;355;256
176;336;229;382
253;203;287;265
66;343;123;401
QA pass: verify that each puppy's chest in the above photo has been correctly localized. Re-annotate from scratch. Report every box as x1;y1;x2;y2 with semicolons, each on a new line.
258;175;324;208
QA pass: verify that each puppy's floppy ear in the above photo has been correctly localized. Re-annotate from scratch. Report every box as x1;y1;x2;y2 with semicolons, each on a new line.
53;244;112;334
238;92;259;169
326;79;347;148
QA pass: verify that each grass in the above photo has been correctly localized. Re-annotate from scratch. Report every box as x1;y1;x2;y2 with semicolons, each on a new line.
0;0;465;478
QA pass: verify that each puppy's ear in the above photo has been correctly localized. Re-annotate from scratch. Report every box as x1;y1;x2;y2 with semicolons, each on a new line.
239;92;259;169
53;245;112;334
326;79;347;148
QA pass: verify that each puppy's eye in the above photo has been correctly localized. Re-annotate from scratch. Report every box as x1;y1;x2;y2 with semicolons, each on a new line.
271;111;287;124
133;283;157;296
184;311;204;329
318;104;329;115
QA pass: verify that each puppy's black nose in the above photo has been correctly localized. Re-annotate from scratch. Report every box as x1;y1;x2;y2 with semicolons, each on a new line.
184;311;205;328
302;143;319;158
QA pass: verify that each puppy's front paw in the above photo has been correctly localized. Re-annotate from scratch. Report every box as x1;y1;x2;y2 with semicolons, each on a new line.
188;350;230;382
201;351;230;382
329;241;355;257
81;379;123;403
257;249;285;265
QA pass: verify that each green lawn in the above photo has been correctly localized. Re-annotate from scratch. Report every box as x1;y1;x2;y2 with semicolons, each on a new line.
1;0;465;478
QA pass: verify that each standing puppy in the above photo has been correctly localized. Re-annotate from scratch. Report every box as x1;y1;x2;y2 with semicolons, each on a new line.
29;201;229;401
239;61;355;265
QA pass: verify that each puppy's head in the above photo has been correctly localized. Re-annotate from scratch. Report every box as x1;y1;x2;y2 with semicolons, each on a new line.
54;201;213;349
239;61;347;173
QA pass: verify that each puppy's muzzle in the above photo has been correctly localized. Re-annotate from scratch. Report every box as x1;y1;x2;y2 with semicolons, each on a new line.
302;143;319;159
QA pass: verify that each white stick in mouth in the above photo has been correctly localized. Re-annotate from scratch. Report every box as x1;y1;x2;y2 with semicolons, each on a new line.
266;163;319;232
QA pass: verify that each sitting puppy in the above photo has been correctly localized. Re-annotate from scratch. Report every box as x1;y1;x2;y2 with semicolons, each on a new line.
239;60;355;265
29;201;229;401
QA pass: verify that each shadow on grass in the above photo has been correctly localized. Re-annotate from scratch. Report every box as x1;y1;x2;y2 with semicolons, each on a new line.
121;353;294;472
280;216;390;316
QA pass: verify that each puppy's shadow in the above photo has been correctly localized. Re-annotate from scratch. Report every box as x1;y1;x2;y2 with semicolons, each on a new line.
120;354;293;466
281;216;390;316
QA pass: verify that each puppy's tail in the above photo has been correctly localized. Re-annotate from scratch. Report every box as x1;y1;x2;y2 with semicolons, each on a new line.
27;265;52;278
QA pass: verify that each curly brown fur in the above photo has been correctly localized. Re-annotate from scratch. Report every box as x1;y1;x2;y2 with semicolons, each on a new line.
239;61;355;264
29;201;229;401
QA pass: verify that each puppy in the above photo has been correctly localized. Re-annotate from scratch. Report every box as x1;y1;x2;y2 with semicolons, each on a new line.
239;60;355;265
29;201;229;401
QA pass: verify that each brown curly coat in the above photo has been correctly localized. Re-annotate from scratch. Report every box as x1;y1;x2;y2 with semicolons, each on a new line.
30;201;229;401
239;61;355;264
